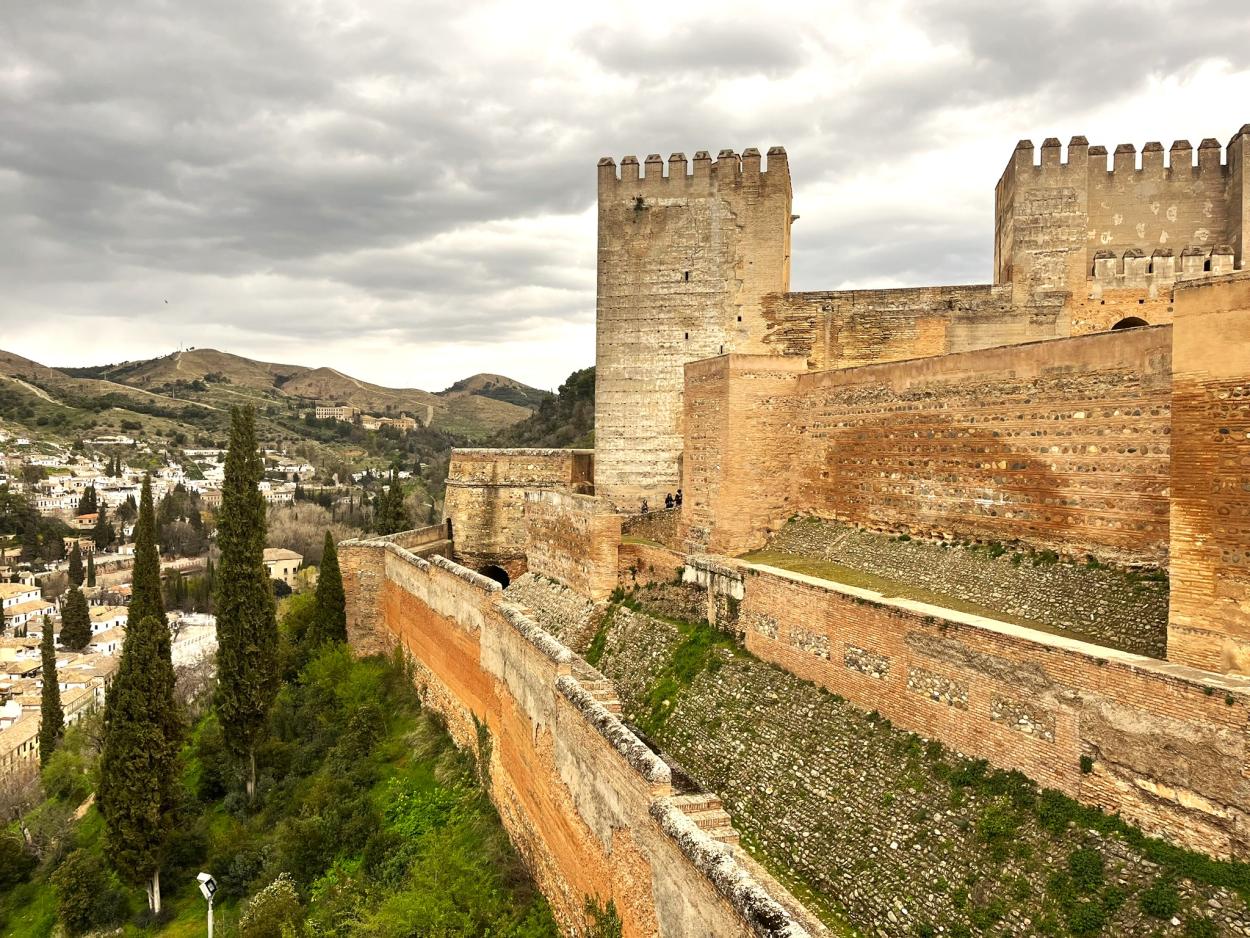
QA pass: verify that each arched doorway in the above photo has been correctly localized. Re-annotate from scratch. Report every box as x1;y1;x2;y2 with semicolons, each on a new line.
1111;316;1148;330
479;564;510;588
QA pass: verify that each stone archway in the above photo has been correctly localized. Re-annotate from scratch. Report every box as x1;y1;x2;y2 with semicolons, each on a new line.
479;564;510;588
1111;316;1148;330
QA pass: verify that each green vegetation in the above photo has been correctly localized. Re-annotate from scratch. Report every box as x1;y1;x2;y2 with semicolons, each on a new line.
214;406;280;801
38;619;63;767
58;587;91;650
308;532;347;647
0;638;558;936
493;366;594;448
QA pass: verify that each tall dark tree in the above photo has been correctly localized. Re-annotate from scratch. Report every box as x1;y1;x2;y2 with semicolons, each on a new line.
309;531;347;646
86;551;96;588
59;587;92;650
67;543;84;588
38;617;63;767
97;616;179;915
92;502;115;551
127;476;167;645
76;487;98;517
214;406;279;801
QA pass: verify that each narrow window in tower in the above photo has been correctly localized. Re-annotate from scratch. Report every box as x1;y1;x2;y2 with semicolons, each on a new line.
683;271;690;281
737;316;742;322
684;332;689;340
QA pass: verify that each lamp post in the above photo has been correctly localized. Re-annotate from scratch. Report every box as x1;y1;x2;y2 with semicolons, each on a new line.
196;871;217;937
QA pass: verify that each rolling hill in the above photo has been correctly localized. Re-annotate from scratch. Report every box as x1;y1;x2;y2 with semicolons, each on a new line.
56;348;549;437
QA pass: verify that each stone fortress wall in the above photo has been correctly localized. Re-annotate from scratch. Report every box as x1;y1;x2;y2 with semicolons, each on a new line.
339;536;819;938
682;323;1174;565
343;127;1250;933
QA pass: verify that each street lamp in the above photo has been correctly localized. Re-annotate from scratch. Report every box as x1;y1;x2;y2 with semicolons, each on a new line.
196;871;217;937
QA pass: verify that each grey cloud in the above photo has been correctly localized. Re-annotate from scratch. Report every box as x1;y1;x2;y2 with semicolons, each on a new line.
1;1;1248;386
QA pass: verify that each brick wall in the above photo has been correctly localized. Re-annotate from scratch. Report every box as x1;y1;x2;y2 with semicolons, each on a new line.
594;148;792;509
683;327;1174;565
341;538;813;937
442;448;592;573
1168;272;1250;673
736;561;1250;859
523;490;622;600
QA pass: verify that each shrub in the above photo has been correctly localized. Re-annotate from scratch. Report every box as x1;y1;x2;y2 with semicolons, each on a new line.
1068;848;1105;892
1185;917;1218;938
0;831;35;890
50;848;127;935
1079;755;1094;774
240;873;305;938
1139;879;1181;919
40;747;93;804
1065;898;1107;935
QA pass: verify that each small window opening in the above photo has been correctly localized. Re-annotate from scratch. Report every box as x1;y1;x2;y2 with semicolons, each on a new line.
683;271;690;281
737;315;742;322
684;332;689;340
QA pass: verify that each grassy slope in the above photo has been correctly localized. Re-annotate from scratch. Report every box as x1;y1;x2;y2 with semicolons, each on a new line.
0;640;556;937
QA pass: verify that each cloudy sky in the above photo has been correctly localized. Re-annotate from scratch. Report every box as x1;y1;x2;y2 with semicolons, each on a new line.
3;1;1249;391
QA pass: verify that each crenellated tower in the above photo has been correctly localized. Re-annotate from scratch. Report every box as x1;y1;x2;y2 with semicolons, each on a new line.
995;126;1250;318
593;147;793;509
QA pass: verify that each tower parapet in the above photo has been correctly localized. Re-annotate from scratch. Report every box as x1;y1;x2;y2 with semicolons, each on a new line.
996;125;1250;301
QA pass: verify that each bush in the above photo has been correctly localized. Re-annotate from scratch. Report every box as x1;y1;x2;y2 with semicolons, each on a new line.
0;831;35;890
1065;898;1107;935
50;848;127;935
240;873;305;938
1068;848;1105;893
41;747;93;805
1185;918;1218;938
1139;878;1181;919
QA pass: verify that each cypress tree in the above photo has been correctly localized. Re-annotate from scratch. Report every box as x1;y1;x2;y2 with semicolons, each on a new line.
214;406;278;801
38;617;63;767
128;476;167;648
310;531;347;646
86;551;96;588
97;616;178;915
77;486;98;516
67;543;84;587
59;587;92;650
93;502;114;551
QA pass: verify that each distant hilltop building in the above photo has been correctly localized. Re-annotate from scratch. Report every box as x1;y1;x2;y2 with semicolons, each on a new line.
342;125;1250;936
314;403;357;421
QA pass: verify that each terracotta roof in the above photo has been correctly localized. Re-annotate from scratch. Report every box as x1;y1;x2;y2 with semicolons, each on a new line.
263;548;303;562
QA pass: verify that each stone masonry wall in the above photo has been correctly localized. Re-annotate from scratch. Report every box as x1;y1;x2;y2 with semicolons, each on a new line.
762;517;1169;658
523;490;622;600
442;448;591;574
341;537;813;938
683;326;1174;566
736;562;1250;860
1168;272;1250;674
593;599;1250;938
595;148;792;510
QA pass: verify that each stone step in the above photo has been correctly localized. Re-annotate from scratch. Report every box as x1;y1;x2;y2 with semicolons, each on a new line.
670;793;723;814
684;807;734;832
704;825;741;847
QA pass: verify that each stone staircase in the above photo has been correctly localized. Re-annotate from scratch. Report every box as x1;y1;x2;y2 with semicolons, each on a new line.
577;673;622;716
670;792;740;847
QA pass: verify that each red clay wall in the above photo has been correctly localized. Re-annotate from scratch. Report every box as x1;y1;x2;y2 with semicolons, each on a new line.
341;539;810;938
1168;272;1250;673
737;561;1250;859
684;327;1173;564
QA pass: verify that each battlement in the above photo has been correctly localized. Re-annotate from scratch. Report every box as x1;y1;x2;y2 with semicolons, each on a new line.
1008;125;1249;177
597;146;789;192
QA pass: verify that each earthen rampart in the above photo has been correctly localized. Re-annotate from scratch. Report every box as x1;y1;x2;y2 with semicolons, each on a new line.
340;537;816;937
